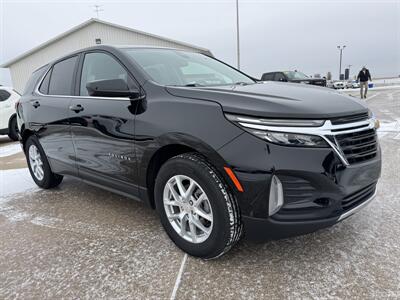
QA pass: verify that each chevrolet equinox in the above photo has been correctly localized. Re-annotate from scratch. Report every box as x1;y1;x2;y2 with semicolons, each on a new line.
17;46;381;258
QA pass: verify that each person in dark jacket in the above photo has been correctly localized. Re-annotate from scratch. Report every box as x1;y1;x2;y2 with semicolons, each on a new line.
357;66;372;99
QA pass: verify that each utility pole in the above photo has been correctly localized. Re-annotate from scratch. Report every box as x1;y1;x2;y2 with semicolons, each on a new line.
236;0;240;70
93;4;104;19
337;45;346;80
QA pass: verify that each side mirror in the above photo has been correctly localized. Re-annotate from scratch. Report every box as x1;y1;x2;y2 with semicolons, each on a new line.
86;79;141;99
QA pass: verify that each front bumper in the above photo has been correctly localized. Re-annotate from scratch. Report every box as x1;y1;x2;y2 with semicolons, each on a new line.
218;129;381;241
243;186;377;241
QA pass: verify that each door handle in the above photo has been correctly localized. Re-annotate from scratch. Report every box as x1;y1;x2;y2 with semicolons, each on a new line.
69;104;84;113
31;100;40;108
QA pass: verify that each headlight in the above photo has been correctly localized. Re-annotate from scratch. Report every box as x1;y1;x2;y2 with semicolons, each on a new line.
368;109;380;129
226;113;329;147
251;130;328;147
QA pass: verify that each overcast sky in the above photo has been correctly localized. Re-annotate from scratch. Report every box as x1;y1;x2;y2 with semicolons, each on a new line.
0;0;399;86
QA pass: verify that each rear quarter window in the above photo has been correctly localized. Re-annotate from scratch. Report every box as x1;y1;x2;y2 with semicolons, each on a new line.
39;69;51;94
23;65;48;95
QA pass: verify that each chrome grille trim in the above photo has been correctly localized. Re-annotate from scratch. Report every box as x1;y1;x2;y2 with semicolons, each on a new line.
238;118;377;166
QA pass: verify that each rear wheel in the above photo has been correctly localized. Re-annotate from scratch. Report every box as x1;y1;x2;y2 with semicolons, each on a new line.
7;116;18;141
155;153;242;259
25;136;63;189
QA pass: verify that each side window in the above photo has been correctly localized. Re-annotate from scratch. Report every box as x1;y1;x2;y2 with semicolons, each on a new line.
24;65;47;95
0;90;11;101
39;69;52;94
262;73;274;81
48;56;78;95
80;52;130;96
274;73;286;81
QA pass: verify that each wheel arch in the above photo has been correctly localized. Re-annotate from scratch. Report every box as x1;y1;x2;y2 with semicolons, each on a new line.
20;125;34;151
7;113;17;128
143;134;229;209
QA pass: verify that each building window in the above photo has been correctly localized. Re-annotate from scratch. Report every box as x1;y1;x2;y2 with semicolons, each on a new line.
95;38;102;44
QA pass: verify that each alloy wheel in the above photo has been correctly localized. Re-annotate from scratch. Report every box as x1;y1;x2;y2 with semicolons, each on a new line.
29;144;44;181
163;175;213;244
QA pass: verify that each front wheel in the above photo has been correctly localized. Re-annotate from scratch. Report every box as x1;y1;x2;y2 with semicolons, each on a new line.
25;136;63;189
8;116;18;141
155;153;242;259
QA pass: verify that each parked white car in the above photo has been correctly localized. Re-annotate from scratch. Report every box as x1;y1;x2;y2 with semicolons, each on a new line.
346;80;360;89
333;81;345;89
0;86;20;141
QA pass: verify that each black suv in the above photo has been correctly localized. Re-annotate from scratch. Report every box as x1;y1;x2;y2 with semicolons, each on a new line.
17;46;381;258
261;71;326;87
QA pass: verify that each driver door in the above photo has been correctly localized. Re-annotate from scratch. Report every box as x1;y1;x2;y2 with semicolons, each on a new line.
70;51;139;196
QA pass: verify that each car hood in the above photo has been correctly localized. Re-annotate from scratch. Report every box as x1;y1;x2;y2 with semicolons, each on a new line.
165;82;368;119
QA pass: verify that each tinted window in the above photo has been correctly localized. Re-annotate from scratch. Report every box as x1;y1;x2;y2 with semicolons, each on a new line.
23;65;47;95
274;73;286;81
123;48;255;87
80;52;129;96
262;73;274;81
284;71;309;80
48;56;78;95
39;69;51;94
0;89;11;101
180;62;233;85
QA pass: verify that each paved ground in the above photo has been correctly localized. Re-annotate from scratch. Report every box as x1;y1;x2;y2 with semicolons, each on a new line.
0;88;399;299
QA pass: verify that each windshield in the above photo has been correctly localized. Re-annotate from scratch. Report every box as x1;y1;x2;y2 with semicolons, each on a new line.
284;71;309;80
123;48;255;87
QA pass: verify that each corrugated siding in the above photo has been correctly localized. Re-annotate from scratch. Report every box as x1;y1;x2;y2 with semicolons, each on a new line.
9;22;208;92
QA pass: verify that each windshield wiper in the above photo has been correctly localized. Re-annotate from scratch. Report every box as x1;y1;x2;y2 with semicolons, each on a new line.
184;82;204;87
233;82;251;86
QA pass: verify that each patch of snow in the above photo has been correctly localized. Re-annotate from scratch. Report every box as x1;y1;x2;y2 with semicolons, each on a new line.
378;120;400;133
0;142;23;157
0;168;38;198
31;216;61;227
0;168;39;223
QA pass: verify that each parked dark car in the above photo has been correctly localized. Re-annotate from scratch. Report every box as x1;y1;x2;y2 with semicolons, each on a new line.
261;71;326;87
17;45;381;258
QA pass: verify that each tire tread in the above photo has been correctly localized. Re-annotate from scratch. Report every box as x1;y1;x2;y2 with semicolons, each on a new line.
167;152;242;259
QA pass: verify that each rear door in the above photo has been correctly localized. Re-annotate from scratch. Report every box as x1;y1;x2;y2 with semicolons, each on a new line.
70;51;138;196
28;56;78;176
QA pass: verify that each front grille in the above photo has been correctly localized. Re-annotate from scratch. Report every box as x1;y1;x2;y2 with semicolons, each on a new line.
335;128;378;164
331;112;369;125
342;183;376;211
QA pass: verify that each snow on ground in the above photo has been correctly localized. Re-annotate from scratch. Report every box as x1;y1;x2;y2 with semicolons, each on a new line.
0;168;40;223
379;120;400;132
0;143;22;158
377;119;400;138
0;168;37;198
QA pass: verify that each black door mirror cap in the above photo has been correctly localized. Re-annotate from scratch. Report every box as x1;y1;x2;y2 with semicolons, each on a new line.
86;79;142;99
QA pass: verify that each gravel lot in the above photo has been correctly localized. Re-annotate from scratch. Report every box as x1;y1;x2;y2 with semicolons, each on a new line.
0;88;399;299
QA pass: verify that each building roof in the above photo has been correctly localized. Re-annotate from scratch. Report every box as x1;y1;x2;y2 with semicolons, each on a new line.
1;18;211;68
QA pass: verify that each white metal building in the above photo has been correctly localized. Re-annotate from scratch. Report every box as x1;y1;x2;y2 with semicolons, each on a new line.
1;18;212;93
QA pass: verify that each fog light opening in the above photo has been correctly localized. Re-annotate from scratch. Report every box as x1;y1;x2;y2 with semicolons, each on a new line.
269;175;284;216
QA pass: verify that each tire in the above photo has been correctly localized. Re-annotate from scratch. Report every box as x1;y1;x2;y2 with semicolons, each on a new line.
155;153;242;259
7;116;18;141
25;135;63;189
